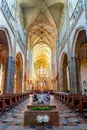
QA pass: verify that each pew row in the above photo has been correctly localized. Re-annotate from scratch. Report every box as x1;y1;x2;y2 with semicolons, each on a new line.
54;92;87;118
0;92;29;114
78;95;87;118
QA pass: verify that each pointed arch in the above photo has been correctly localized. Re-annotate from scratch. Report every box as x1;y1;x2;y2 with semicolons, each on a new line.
60;52;70;92
14;52;23;93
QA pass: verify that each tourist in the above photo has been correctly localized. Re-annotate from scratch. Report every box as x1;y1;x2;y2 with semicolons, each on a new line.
33;93;39;104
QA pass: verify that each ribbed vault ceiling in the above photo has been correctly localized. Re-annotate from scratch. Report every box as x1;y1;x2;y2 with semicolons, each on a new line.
19;0;64;73
32;43;51;70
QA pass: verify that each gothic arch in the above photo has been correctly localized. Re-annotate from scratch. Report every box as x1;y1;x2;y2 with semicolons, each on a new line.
0;27;12;56
60;52;70;92
72;28;87;94
72;27;86;57
0;28;12;93
14;52;23;93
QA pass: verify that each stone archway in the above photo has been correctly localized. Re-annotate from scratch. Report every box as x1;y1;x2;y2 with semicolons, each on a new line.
78;43;87;95
0;29;13;94
71;29;87;94
0;61;5;94
14;53;23;93
61;53;70;92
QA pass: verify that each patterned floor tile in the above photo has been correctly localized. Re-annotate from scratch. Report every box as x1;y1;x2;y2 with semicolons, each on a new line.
0;95;87;130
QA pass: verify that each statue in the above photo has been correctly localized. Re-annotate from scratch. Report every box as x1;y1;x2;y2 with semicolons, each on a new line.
33;91;50;105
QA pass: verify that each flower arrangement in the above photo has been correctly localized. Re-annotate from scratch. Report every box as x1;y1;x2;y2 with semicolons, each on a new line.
37;115;50;130
30;106;53;111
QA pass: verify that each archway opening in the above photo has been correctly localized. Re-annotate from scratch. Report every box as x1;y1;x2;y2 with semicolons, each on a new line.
78;43;87;95
32;42;51;90
62;53;70;92
74;29;87;94
0;30;8;94
14;53;23;93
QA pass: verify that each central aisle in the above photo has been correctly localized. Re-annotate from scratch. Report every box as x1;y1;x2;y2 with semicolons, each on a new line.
0;95;87;130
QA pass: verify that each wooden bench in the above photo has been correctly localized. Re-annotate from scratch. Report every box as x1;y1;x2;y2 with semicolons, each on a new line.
4;96;12;110
0;92;29;114
78;95;87;118
69;94;80;112
54;92;70;104
0;96;6;113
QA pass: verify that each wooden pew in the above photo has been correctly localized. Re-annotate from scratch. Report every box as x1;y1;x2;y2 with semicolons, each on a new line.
54;92;59;100
11;95;17;107
54;92;70;104
78;95;87;118
65;94;72;106
0;92;29;115
5;95;12;111
0;96;6;113
69;94;80;112
63;94;68;104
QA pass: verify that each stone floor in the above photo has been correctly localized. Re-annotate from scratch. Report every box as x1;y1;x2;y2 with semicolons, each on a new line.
0;95;87;130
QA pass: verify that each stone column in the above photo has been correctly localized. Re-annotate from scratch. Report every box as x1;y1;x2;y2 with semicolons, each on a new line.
68;57;80;94
59;68;63;91
56;37;59;91
4;56;15;94
51;50;57;89
63;68;68;92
